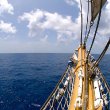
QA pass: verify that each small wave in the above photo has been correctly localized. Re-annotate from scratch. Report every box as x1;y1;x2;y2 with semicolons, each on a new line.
31;103;41;107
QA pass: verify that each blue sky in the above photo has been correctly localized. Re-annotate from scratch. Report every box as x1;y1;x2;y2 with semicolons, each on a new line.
0;0;110;53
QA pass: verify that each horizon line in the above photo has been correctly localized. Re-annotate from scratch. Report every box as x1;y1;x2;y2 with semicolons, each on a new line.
0;52;109;54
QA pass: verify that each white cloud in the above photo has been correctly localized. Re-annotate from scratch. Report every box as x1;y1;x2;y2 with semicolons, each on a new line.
0;0;14;15
65;0;75;6
18;0;91;44
19;0;110;49
98;0;110;37
19;9;81;43
0;20;16;34
40;35;48;42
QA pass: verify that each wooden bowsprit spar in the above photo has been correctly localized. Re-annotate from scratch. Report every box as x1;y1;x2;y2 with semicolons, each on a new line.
68;45;88;110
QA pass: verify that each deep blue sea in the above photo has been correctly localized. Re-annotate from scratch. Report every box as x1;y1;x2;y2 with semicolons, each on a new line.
0;53;109;110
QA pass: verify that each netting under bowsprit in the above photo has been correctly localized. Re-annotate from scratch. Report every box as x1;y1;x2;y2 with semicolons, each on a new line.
41;66;75;110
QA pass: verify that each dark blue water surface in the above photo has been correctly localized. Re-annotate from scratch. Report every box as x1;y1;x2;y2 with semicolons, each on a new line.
0;53;109;110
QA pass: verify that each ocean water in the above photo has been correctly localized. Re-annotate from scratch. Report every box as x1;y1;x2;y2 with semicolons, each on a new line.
0;53;109;110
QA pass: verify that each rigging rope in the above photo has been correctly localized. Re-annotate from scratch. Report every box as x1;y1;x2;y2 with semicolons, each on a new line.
88;56;110;108
85;0;89;37
40;65;75;110
84;0;94;46
80;0;83;45
84;22;93;46
87;0;103;59
99;69;110;93
40;66;69;109
84;0;90;46
91;38;110;71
